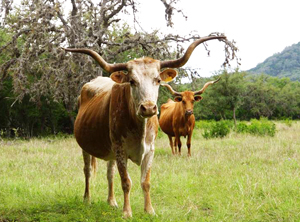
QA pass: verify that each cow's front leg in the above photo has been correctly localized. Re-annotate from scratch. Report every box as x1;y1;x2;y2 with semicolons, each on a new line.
115;148;132;218
107;160;118;207
187;133;192;157
141;149;155;214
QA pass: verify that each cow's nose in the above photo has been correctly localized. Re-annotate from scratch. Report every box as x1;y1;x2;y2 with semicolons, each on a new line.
139;102;157;118
185;110;193;116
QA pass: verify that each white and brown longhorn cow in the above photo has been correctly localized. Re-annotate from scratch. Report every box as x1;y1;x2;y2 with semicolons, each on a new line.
62;35;226;218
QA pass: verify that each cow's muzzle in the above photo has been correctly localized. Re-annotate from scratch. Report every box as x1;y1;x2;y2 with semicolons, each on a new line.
185;110;193;116
138;101;157;118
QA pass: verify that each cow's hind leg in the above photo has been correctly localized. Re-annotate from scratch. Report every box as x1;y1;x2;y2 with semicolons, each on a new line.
115;148;132;218
168;135;175;155
107;160;118;207
82;150;92;203
174;137;178;154
141;149;155;214
91;156;98;177
175;134;182;155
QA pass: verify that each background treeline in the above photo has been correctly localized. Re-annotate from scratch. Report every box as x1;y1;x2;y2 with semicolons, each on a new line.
1;69;300;138
162;70;300;123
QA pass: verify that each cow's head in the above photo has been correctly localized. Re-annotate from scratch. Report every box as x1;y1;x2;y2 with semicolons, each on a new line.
109;60;177;118
62;35;226;119
162;78;220;116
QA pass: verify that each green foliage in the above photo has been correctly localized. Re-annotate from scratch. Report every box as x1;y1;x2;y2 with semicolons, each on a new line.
202;120;231;139
194;120;215;130
249;42;300;81
235;122;248;133
280;118;293;127
248;118;276;137
199;119;276;139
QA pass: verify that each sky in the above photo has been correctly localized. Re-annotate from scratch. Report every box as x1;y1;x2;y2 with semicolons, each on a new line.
132;0;300;77
4;0;299;77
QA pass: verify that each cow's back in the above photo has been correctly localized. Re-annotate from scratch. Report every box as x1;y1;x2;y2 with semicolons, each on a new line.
159;99;176;136
74;77;115;159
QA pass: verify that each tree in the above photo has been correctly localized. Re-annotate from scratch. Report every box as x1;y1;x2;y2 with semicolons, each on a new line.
242;74;279;119
194;70;246;125
0;0;238;136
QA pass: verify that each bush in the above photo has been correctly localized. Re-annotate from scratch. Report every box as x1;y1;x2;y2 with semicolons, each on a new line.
222;120;235;130
247;118;276;137
281;118;293;127
199;119;276;139
195;120;216;130
202;121;230;139
235;122;248;133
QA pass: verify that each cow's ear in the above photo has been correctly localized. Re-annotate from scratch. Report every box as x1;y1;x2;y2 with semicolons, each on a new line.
194;95;203;101
174;96;182;102
110;71;129;83
160;69;177;82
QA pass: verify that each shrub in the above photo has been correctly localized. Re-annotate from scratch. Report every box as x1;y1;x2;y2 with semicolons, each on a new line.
282;118;293;127
195;120;215;130
248;118;276;137
202;121;230;139
222;120;235;130
235;122;248;133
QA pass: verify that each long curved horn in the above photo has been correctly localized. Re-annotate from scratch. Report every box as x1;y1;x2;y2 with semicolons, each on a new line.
160;35;226;69
161;83;182;97
194;77;221;95
62;48;127;73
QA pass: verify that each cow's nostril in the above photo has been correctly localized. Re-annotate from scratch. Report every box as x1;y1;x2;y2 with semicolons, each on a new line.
141;104;147;112
186;110;193;115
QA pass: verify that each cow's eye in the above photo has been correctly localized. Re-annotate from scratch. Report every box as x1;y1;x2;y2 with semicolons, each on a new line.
155;78;161;84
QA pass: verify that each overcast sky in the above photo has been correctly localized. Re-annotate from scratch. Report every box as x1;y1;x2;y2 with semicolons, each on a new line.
6;0;299;77
133;0;300;77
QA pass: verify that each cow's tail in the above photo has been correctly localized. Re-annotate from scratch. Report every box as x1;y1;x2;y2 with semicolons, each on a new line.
91;156;98;177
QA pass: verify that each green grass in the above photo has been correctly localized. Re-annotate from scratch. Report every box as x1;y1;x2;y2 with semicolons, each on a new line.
1;122;300;221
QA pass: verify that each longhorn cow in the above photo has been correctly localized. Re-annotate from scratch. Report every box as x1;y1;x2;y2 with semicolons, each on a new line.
159;78;220;156
62;35;226;218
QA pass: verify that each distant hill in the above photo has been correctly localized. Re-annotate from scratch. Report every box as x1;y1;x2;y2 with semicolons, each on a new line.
248;42;300;81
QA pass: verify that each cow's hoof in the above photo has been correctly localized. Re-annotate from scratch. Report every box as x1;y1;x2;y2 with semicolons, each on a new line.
83;196;91;204
145;207;156;215
107;198;118;208
122;210;132;218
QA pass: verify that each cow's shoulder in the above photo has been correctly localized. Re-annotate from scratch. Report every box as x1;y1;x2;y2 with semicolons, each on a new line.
80;76;115;105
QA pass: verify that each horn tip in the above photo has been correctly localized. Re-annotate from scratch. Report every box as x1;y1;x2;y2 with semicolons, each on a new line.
214;77;221;83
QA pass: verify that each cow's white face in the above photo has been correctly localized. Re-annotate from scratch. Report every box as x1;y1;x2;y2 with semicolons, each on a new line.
110;58;177;119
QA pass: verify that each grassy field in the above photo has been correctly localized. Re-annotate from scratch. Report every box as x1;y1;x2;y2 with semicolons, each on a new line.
1;121;300;221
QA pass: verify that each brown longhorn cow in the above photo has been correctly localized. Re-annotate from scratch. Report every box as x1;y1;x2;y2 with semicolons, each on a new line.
62;35;226;218
159;78;220;156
